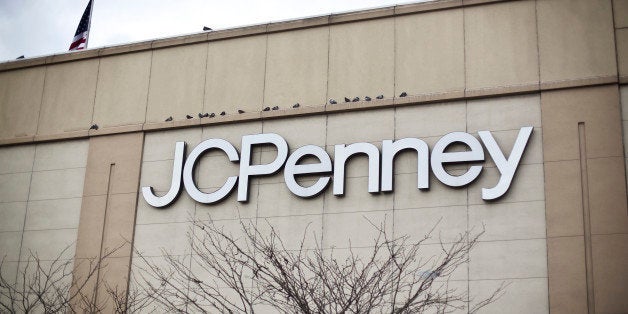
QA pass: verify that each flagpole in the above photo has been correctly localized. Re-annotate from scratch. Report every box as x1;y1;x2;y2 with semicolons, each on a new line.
85;0;94;49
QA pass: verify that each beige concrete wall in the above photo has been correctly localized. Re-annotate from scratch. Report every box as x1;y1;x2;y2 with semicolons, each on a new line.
0;0;619;143
542;85;628;313
0;139;88;289
133;94;548;312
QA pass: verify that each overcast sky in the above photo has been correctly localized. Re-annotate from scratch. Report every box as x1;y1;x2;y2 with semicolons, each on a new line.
0;0;427;62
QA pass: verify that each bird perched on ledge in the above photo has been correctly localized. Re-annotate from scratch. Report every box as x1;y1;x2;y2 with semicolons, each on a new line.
89;124;98;130
293;103;300;108
272;106;279;110
376;95;384;99
238;109;245;114
203;26;212;31
165;116;173;122
399;92;407;97
263;107;271;111
220;111;226;116
329;99;337;104
186;114;193;119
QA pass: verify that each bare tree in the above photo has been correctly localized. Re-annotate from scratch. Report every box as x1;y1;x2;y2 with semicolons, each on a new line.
134;218;507;313
0;244;138;314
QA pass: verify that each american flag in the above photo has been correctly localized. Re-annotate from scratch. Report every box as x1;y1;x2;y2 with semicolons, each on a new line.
69;0;93;51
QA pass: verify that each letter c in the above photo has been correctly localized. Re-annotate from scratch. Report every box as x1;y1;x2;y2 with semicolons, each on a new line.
183;139;240;204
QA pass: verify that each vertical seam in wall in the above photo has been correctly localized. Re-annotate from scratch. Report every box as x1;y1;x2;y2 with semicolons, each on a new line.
261;33;269;108
90;58;101;125
462;4;470;311
201;41;210;114
578;122;596;314
94;163;115;303
34;66;48;136
13;144;38;286
611;0;620;80
324;24;332;105
143;50;154;124
392;12;397;240
534;1;551;310
126;134;146;305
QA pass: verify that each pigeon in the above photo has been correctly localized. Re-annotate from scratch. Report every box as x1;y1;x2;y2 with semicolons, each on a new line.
203;26;212;31
292;103;300;108
399;92;407;97
272;106;279;110
263;107;271;111
198;113;203;118
344;97;351;103
329;99;337;105
89;124;99;130
186;114;193;119
376;95;384;99
238;109;245;114
209;113;215;118
220;111;226;116
165;116;173;122
365;96;371;101
16;55;24;60
352;97;360;102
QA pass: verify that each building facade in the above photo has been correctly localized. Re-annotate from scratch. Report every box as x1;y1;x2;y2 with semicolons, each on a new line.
1;0;627;312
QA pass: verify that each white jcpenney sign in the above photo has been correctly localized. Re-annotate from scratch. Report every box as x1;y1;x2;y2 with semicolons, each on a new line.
142;126;533;208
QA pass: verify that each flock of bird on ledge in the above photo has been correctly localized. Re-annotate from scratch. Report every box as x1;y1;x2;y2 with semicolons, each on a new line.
88;92;408;131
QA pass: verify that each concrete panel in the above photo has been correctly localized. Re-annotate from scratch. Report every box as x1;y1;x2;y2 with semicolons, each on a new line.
544;160;583;237
0;231;22;261
469;239;547;279
24;198;82;231
395;101;466;138
257;214;322;250
328;18;394;103
195;184;259;221
20;228;78;261
133;222;191;256
547;236;588;314
143;128;202;162
0;67;45;139
0;172;31;202
469;201;546;242
616;0;628;28
469;278;548;314
468;163;545;205
83;133;144;196
394;206;467;244
0;261;18;285
258;181;324;217
0;202;26;232
100;193;138;258
587;157;628;234
262;116;327;149
622;86;628;120
0;145;35;174
541;85;623;161
465;1;538;91
201;121;263;152
327;109;394;145
38;59;99;134
264;28;328;108
136;191;196;225
394;172;468;209
322;210;392;249
140;159;179;192
591;233;628;313
33;140;88;171
93;51;151;128
617;28;628;78
29;168;85;201
396;9;464;96
146;43;208;123
205;36;266;115
74;195;106;259
467;94;541;133
537;0;616;83
325;176;393;213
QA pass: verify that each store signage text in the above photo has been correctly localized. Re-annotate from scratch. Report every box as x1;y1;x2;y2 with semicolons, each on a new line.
142;126;533;208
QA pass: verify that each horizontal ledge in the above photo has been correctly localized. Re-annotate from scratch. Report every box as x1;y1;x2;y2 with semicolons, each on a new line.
0;76;619;147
